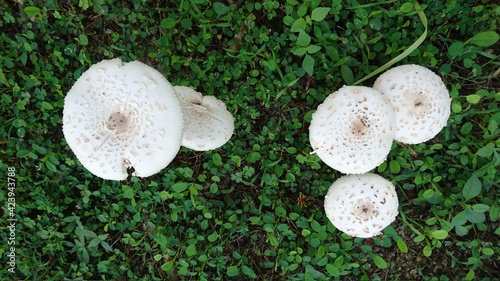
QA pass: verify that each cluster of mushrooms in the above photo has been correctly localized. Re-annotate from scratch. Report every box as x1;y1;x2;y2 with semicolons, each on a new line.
62;58;234;180
63;59;451;239
309;64;451;238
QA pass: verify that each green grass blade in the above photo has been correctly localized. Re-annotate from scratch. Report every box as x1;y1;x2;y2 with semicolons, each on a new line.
353;2;428;85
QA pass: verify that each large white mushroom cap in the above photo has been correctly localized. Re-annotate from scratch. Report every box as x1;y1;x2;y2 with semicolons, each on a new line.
309;86;395;174
174;86;234;151
63;58;183;180
373;64;451;144
324;174;399;238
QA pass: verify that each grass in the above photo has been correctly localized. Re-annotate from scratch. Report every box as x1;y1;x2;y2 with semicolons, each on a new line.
1;0;499;280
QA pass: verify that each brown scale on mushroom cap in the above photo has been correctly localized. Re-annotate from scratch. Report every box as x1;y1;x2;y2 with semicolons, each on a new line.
106;111;131;134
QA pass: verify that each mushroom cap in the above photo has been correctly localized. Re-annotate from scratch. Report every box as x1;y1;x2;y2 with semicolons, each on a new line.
373;64;451;144
174;86;234;151
324;174;399;238
63;58;183;180
309;86;395;174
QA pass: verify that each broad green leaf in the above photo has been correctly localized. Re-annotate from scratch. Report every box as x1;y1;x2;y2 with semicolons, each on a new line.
466;94;481;104
490;205;499;221
45;160;57;172
189;184;198;196
423;245;432;257
155;234;168;247
451;210;467;226
297;30;311;47
399;2;413;13
467;30;499;47
275;206;286;217
430;230;448;240
413;234;425;243
186;243;196;257
389;160;401;173
465;269;475;281
97;214;108;223
100;240;112;252
13;119;27;127
302;54;315;76
452;102;462;113
212;153;222;166
448;41;464;57
466;209;485;223
161;261;174;271
291;18;307;32
283;16;295;26
488;119;498;135
326;264;340;277
422;189;434;199
293;47;307;56
213;2;230;15
122;185;135;199
340;64;353;85
268;234;279;246
396;239;408;253
161;18;176;28
242;265;257;278
227;265;240;277
208;232;219;242
306;264;325;279
311;7;330;22
153;254;162;261
159;191;171;201
455;225;468;236
373;255;387;269
481;248;494;256
307;44;321;54
462;174;482;201
172;182;188;193
317;245;326;258
471;204;489;213
476;143;495;158
310;220;323;233
78;34;88;46
88;237;102;248
24;6;41;17
41;101;54;110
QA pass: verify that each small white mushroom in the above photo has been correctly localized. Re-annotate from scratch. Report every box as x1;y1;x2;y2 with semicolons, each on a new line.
174;86;234;151
324;174;399;238
309;86;396;174
373;64;451;144
63;58;184;180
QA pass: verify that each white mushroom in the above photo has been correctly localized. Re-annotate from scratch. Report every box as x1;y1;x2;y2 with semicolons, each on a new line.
63;58;183;180
309;86;395;174
373;64;451;144
174;86;234;151
324;174;399;238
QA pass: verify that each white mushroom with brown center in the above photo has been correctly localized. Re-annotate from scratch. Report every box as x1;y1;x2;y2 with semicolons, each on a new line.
174;86;234;151
373;64;451;144
63;58;184;180
324;174;399;238
309;86;396;174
